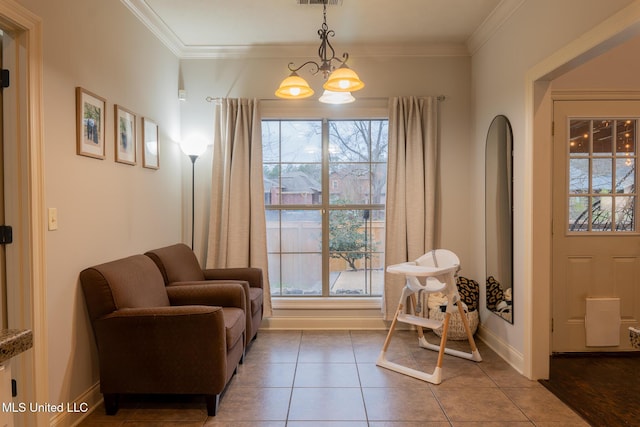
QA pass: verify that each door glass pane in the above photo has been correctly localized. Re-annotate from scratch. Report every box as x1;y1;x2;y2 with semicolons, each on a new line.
569;158;589;193
616;158;634;193
615;196;635;231
593;120;613;155
593;120;612;155
592;158;612;193
569;120;590;155
592;196;612;231
569;196;589;231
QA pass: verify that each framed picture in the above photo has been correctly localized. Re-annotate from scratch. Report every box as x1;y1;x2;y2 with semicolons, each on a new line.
115;105;136;165
76;87;106;159
142;117;159;169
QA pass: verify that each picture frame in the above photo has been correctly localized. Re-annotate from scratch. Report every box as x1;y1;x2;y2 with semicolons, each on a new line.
142;117;159;169
76;87;106;159
115;105;137;165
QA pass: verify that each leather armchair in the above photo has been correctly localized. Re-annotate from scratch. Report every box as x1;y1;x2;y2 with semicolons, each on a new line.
80;254;246;416
145;243;264;348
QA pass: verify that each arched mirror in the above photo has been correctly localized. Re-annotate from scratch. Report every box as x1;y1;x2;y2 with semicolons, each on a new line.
485;115;513;323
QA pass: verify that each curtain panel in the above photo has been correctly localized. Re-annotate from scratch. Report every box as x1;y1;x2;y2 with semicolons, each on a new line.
207;98;272;316
383;96;439;320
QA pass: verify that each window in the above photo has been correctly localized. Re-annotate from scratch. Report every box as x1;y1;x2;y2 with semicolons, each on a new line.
262;119;388;297
568;118;636;232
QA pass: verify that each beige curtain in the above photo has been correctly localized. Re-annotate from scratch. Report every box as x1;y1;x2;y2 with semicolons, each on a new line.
383;96;439;320
206;98;272;316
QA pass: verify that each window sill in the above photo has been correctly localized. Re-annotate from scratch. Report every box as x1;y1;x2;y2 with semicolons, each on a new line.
272;296;382;310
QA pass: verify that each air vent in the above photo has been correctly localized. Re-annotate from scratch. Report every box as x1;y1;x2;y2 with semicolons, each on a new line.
297;0;343;5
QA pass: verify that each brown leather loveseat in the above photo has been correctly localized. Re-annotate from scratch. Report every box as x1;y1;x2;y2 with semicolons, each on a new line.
80;254;246;416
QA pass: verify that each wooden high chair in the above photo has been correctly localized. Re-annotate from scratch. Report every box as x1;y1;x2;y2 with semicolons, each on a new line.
377;249;482;384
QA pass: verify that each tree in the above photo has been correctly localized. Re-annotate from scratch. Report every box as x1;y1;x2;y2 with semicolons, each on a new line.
328;208;372;271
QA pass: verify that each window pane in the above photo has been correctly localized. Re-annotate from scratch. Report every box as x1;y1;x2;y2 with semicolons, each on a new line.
264;165;280;205
280;164;322;205
329;120;370;162
372;164;387;204
262;121;280;162
569;196;589;231
266;210;280;251
328;209;384;296
371;120;389;162
569;158;589;193
569;120;590;155
268;254;281;295
282;254;322;295
329;163;370;204
281;210;321;252
281;121;321;162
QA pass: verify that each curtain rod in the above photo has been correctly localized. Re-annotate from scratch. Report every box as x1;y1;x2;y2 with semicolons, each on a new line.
205;95;445;103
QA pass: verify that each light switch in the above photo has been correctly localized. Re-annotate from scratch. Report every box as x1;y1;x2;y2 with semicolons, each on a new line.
48;208;58;231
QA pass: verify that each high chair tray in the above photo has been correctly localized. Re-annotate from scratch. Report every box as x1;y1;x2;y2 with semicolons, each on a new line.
386;262;458;276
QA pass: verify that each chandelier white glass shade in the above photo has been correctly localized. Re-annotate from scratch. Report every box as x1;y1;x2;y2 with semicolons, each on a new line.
275;1;364;101
318;89;355;104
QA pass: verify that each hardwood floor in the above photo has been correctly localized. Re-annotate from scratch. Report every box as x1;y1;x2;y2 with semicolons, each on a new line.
539;352;640;426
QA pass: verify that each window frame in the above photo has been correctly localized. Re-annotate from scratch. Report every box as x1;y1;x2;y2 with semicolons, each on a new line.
261;100;389;304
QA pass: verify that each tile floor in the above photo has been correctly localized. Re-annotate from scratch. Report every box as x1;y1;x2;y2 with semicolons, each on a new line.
77;330;589;426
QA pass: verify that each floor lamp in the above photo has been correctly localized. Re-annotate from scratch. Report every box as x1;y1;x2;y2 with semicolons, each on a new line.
180;136;208;249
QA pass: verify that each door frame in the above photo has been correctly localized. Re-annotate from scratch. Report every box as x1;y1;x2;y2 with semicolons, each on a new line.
526;3;640;379
0;1;47;425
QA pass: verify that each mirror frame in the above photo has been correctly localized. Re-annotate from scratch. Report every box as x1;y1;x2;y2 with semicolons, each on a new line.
485;115;514;323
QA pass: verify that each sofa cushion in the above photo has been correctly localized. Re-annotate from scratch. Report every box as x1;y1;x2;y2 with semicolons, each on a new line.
84;255;170;310
249;287;263;316
221;307;245;351
145;244;206;283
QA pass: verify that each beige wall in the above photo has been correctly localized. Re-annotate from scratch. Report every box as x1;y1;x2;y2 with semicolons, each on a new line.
12;0;183;411
472;0;636;374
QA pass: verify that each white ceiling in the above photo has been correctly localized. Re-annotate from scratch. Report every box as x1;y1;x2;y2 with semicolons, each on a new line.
122;0;523;58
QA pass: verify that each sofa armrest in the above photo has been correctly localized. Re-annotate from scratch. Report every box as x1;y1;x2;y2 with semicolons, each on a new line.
167;283;246;311
93;306;228;393
203;268;263;289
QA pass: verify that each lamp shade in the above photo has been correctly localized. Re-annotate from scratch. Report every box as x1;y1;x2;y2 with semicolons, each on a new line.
318;90;355;104
275;72;315;99
323;64;365;92
180;135;208;157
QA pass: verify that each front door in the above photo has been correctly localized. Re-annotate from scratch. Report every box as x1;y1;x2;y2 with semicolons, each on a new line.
552;99;640;352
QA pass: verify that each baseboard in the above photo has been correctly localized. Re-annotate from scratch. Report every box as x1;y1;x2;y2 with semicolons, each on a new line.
49;382;102;427
477;324;524;374
261;316;390;330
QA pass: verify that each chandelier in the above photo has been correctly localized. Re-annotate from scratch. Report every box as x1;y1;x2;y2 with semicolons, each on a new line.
275;0;365;104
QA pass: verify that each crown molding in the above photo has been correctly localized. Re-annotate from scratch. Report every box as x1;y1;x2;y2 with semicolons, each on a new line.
466;0;526;55
180;43;470;59
121;0;183;57
122;0;470;59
